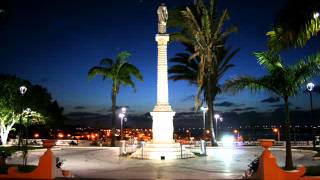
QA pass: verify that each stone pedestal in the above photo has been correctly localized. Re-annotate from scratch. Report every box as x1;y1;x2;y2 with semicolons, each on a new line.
150;111;175;143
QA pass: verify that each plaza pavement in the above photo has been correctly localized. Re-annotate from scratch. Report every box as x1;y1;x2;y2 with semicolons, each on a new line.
6;146;320;179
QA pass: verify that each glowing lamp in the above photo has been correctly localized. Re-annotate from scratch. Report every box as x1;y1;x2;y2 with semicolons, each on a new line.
307;82;315;91
34;133;39;138
119;113;125;119
19;86;27;95
58;133;64;138
121;107;126;113
233;130;238;134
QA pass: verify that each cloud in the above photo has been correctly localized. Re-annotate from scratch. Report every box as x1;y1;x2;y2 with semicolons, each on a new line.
261;97;280;103
231;107;256;112
105;106;134;113
214;101;235;107
74;106;86;110
65;111;152;128
271;103;292;108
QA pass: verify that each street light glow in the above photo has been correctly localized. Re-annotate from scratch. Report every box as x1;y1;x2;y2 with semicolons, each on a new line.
119;113;125;118
19;86;27;95
214;114;220;119
314;12;319;19
307;82;315;91
200;106;208;111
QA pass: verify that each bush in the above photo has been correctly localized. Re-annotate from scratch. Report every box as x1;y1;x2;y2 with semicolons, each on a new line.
305;166;320;176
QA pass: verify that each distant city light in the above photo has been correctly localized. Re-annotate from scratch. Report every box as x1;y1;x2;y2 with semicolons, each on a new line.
58;133;64;138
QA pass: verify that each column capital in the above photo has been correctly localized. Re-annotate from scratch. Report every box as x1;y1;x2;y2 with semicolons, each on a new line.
155;34;170;45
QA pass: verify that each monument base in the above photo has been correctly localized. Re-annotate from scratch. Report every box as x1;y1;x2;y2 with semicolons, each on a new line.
150;111;175;143
129;111;194;160
130;142;195;160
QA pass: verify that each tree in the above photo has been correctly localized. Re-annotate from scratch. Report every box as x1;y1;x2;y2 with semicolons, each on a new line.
168;0;237;145
169;43;238;140
267;0;320;51
88;51;143;147
0;107;43;145
0;74;65;144
224;51;320;169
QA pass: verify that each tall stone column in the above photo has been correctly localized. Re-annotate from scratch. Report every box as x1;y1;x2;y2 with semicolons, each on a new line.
153;34;172;112
150;33;176;144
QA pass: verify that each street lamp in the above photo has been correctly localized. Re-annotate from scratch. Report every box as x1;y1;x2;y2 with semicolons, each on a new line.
19;86;27;147
273;128;280;141
214;114;221;140
307;82;316;149
233;129;239;141
307;82;315;125
119;107;126;140
200;106;208;138
314;12;319;19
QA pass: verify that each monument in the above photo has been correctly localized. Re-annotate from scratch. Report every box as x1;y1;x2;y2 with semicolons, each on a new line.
151;3;175;144
131;3;194;160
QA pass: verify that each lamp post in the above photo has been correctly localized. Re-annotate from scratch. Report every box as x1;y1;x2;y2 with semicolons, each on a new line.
307;82;316;149
19;86;27;148
233;129;239;141
273;128;280;141
307;82;315;125
200;106;208;139
214;114;222;140
119;107;126;140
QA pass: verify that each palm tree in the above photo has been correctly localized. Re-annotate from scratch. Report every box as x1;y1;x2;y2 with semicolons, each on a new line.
168;0;238;145
88;51;143;147
169;42;239;144
224;51;320;169
267;0;320;51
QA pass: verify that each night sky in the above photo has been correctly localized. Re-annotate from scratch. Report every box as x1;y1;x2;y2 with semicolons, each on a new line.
0;0;319;127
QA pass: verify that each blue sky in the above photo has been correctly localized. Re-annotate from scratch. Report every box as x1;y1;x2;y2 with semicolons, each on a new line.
0;0;319;116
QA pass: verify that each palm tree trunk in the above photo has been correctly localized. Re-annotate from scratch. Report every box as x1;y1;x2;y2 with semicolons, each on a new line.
111;85;117;147
284;95;294;169
207;76;217;146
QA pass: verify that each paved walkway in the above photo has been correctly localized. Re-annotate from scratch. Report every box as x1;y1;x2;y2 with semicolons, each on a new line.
7;146;320;179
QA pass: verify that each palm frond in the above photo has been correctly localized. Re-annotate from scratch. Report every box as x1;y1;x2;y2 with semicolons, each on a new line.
224;75;277;95
254;51;283;72
100;58;113;66
120;63;143;82
290;52;320;92
88;67;112;80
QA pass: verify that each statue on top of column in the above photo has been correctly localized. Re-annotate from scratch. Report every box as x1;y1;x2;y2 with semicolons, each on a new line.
157;3;168;34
